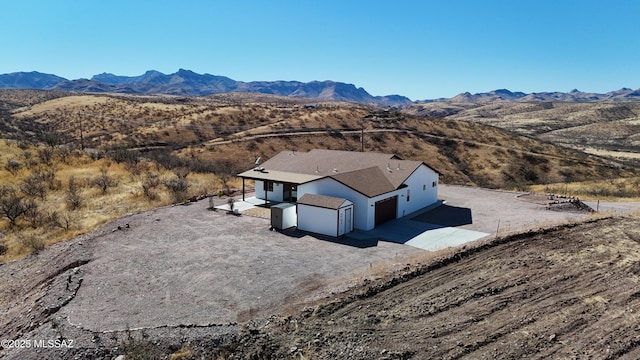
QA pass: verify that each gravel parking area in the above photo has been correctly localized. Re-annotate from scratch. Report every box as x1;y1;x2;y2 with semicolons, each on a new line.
435;185;637;235
61;201;420;332
59;185;640;332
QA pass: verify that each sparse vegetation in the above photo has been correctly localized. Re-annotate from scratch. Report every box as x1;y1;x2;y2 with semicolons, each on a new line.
0;139;224;262
531;176;640;200
0;90;638;263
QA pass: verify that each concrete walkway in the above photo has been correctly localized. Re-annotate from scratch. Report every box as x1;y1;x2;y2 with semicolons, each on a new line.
348;202;489;251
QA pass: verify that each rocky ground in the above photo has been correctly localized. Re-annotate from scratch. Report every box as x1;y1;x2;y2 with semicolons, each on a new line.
1;187;640;359
218;215;640;359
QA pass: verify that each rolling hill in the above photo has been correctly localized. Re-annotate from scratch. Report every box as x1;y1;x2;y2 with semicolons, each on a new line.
405;101;640;159
1;90;636;190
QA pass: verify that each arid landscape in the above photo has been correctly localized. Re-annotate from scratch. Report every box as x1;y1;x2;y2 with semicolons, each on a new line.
1;88;640;359
406;100;640;159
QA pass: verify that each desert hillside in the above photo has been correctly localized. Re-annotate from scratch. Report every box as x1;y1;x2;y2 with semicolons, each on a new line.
405;101;640;160
1;89;639;262
3;90;636;189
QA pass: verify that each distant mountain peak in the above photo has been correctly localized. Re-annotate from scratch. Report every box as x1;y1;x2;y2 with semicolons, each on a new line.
0;69;411;106
434;87;640;103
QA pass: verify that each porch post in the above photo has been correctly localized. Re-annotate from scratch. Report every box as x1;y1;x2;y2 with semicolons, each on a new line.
242;177;245;201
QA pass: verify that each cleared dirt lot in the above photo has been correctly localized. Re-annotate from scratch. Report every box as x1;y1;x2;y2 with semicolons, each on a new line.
60;202;420;332
2;185;639;359
63;185;634;332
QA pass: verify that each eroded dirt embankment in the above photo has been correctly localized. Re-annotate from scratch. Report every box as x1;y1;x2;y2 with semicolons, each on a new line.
224;215;640;359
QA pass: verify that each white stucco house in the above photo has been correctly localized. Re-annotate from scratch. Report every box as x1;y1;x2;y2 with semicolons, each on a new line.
237;149;439;236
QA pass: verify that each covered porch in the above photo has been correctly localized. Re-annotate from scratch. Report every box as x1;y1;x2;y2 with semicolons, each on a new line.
237;168;322;205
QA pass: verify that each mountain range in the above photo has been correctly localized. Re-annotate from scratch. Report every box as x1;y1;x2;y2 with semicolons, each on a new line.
1;70;640;105
424;88;640;103
0;70;411;106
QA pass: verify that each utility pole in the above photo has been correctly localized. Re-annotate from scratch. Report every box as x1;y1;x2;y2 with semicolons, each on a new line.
79;114;84;150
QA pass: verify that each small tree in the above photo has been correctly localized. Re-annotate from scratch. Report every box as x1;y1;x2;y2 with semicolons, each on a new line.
21;172;47;200
23;199;44;228
0;187;31;227
141;172;161;201
92;168;117;194
65;176;83;210
37;147;54;165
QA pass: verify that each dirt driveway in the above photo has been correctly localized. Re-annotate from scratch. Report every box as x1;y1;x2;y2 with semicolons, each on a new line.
57;185;640;333
60;202;419;332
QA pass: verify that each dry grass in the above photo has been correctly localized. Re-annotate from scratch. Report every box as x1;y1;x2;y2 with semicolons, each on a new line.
529;177;640;201
406;101;640;156
1;91;638;260
4;91;636;190
0;139;221;263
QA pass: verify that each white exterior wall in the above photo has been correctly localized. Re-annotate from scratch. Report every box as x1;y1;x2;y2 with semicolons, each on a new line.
297;204;339;237
396;164;439;217
299;178;371;230
255;180;284;202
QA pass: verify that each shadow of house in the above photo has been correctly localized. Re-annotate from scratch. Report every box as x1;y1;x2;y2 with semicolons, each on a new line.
278;227;379;248
346;204;475;245
410;204;473;227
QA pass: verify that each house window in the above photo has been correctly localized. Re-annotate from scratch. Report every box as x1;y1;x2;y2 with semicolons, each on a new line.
432;181;437;187
423;184;426;191
263;181;274;192
407;189;410;202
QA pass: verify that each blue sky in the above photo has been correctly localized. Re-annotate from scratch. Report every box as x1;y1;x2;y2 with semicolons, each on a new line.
1;0;638;100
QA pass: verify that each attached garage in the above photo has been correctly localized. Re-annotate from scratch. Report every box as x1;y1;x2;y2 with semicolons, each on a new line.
375;195;397;226
297;194;354;237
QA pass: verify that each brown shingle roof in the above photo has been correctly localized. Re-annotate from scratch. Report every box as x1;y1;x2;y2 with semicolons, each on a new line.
329;166;395;197
238;149;434;197
297;193;351;210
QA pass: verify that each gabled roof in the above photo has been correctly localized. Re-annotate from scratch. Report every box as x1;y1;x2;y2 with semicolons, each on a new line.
237;149;436;196
329;166;395;197
297;193;352;210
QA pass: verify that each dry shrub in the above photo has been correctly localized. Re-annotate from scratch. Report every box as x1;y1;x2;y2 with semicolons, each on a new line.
18;234;45;252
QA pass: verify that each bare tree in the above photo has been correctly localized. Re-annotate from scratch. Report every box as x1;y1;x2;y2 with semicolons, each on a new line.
23;199;44;228
65;176;83;210
0;186;33;227
92;168;117;194
20;172;47;200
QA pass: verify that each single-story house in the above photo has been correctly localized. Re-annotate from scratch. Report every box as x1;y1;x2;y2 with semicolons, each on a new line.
237;149;439;234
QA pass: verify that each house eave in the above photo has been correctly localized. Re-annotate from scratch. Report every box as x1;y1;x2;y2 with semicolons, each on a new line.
237;169;323;185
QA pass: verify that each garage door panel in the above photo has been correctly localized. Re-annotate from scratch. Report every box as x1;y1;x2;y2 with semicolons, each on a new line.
375;196;397;226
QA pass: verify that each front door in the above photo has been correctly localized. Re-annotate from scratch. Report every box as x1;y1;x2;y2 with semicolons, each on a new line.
344;207;353;234
283;184;297;202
